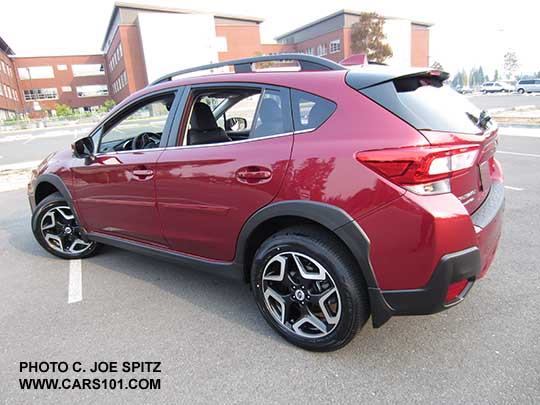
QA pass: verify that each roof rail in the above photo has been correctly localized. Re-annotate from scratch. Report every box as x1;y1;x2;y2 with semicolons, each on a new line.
149;53;346;86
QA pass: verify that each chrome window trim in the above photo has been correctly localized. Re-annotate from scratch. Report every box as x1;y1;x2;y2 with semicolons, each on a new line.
91;128;313;156
293;128;316;135
93;147;166;158
164;131;294;151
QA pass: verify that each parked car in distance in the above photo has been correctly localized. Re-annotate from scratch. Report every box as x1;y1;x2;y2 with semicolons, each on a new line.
515;78;540;94
455;85;473;94
481;81;513;93
28;54;504;352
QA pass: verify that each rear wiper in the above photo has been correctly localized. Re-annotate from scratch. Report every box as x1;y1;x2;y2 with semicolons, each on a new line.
477;110;491;128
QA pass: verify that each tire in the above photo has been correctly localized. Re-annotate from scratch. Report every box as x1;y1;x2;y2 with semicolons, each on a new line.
250;225;370;351
483;90;488;94
517;88;525;94
32;192;100;259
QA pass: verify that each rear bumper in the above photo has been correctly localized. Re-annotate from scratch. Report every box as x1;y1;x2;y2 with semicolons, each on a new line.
371;180;504;320
382;247;481;315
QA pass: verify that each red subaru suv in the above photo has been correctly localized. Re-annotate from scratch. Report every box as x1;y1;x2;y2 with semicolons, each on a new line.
28;55;504;351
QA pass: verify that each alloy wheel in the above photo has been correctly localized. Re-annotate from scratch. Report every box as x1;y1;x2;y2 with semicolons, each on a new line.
261;251;341;338
40;205;93;254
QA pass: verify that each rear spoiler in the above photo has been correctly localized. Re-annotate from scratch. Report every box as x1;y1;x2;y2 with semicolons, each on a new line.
346;67;450;90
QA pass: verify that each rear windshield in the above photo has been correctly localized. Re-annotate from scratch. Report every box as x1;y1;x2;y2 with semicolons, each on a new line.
358;75;489;134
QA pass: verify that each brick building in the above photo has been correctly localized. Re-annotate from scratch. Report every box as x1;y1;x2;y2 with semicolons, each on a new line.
11;54;109;114
0;4;431;119
0;37;21;120
275;10;431;67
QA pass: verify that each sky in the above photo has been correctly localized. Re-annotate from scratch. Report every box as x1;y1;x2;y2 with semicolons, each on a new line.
1;0;539;77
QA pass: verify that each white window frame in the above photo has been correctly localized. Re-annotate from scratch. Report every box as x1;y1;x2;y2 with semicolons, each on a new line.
330;39;341;54
23;87;59;101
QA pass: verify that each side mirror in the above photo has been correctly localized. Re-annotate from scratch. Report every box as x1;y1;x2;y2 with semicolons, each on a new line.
225;117;248;131
72;137;94;159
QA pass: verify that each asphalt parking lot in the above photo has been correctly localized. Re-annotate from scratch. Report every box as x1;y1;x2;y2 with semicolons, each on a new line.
1;126;539;403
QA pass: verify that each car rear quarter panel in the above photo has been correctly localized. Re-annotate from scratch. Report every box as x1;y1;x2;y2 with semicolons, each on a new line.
276;74;430;221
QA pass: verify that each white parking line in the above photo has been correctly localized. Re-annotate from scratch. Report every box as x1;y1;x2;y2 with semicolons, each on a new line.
0;160;41;172
497;151;540;158
505;186;524;191
68;259;82;303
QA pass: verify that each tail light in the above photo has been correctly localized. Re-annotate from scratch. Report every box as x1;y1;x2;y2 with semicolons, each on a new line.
355;145;479;195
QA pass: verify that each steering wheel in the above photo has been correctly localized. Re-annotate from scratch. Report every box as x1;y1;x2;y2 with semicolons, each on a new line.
132;132;160;150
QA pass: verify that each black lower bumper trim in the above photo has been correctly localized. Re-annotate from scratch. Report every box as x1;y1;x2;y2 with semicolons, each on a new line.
381;247;481;316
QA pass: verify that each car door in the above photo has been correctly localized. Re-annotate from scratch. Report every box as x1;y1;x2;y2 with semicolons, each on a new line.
71;89;181;245
155;84;293;261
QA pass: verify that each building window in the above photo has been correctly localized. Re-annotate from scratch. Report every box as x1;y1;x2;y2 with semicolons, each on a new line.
24;88;59;101
317;44;327;56
109;43;124;72
305;47;315;55
71;64;105;77
18;66;55;80
0;84;3;96
61;86;72;92
57;64;68;71
76;84;109;98
330;40;341;54
112;71;128;94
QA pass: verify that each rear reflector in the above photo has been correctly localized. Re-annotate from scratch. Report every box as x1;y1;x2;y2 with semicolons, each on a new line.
356;145;479;195
445;280;469;302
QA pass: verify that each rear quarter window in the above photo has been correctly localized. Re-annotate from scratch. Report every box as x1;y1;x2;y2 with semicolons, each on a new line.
291;89;336;132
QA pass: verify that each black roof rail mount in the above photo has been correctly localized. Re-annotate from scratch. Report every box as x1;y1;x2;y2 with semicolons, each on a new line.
150;53;346;86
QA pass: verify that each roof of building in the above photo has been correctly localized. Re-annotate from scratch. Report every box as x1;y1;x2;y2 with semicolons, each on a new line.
9;52;104;59
0;35;14;55
102;1;265;50
275;9;433;41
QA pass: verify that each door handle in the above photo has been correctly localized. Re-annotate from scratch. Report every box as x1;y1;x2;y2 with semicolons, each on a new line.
132;168;154;179
236;166;272;184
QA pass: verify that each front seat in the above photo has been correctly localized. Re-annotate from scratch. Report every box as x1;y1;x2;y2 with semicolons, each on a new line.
188;102;231;146
252;98;283;138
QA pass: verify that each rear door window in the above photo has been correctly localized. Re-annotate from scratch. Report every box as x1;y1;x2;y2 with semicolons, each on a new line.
291;89;336;132
251;89;292;138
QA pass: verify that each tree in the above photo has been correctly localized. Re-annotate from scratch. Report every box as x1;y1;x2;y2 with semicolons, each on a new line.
55;104;72;117
469;68;476;87
503;51;519;79
478;66;486;83
493;69;500;81
98;99;116;113
350;12;393;63
461;69;468;86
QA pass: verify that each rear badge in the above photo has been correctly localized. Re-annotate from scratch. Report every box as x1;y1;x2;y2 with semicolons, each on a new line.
458;190;477;206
